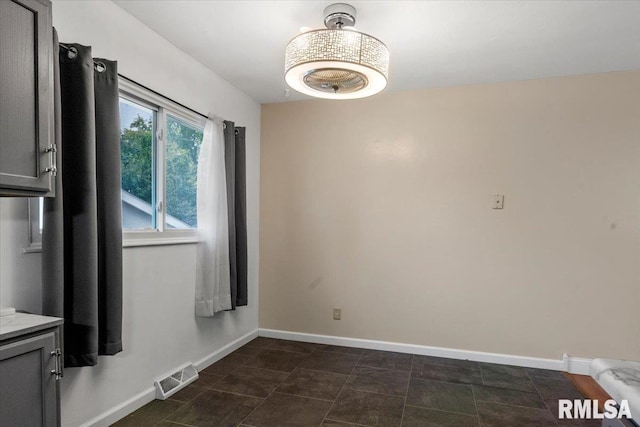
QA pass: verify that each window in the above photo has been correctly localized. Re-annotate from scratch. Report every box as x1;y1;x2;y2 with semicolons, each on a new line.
119;97;156;230
26;79;206;250
165;114;203;228
119;79;205;245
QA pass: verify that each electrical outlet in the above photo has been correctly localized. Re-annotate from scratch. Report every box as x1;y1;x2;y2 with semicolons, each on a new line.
333;308;341;320
492;194;504;209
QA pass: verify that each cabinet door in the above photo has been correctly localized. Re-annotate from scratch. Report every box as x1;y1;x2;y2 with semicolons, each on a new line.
0;0;54;196
0;331;58;427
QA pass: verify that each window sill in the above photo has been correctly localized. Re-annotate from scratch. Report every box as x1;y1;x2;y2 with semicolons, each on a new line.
123;235;198;247
123;230;198;247
23;232;198;253
23;243;42;254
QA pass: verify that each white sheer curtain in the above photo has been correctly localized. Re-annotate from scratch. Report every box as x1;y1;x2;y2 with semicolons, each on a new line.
195;119;231;316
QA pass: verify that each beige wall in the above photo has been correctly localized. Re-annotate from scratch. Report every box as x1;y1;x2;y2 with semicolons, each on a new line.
260;70;640;361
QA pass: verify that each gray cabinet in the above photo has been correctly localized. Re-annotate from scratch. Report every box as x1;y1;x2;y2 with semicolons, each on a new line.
0;0;55;197
0;314;63;427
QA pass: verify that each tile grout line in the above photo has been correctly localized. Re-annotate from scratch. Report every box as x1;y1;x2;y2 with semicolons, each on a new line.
526;369;561;427
399;354;414;426
323;418;371;427
336;360;412;399
160;391;203;426
264;346;323;355
229;341;370;425
408;376;482;387
236;343;315;426
341;385;409;399
355;364;413;373
157;407;190;426
471;382;482;427
204;387;275;400
244;341;319;355
323;418;372;427
273;390;335;403
312;345;366;356
473;399;565;413
403;403;481;418
210;344;317;376
319;349;367;426
282;365;355;378
240;350;414;418
227;362;312;376
160;420;195;427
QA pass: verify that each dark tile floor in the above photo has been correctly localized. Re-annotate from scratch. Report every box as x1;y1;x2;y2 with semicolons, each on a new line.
112;337;600;427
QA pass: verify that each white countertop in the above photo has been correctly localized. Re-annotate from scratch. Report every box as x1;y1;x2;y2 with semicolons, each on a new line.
0;312;63;341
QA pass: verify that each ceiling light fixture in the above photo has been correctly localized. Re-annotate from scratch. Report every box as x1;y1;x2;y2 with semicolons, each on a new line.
284;3;390;100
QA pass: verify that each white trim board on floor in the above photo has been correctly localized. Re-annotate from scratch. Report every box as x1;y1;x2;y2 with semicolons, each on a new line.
258;328;592;375
194;329;259;372
81;329;259;427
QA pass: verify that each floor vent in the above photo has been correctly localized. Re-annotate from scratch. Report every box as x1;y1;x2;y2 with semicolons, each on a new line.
154;363;199;400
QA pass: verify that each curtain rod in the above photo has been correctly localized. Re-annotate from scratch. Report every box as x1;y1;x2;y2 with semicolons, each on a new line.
58;43;218;122
118;74;209;121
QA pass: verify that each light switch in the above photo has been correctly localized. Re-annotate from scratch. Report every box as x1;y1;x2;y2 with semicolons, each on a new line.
492;194;504;209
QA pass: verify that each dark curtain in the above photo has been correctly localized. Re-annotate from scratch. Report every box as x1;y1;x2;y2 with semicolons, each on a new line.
224;121;248;309
42;37;123;367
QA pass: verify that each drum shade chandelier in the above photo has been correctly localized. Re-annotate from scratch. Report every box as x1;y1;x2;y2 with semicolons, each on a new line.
284;3;390;100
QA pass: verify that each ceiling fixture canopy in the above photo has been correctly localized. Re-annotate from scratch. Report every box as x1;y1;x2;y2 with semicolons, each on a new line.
284;3;390;100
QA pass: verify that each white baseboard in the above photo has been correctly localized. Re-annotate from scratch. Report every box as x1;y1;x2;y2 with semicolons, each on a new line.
80;328;591;426
563;353;592;375
80;387;156;427
259;328;592;375
81;329;259;427
194;329;259;371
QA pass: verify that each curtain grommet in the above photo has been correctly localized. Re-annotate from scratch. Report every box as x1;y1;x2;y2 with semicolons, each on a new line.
66;46;78;61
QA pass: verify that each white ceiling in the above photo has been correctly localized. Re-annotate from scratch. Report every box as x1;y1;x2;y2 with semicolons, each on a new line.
114;0;640;104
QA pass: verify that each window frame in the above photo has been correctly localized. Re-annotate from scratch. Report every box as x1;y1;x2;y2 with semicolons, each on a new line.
119;78;206;247
25;78;206;252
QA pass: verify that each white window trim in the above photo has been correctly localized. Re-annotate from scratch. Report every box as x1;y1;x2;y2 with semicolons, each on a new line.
120;78;205;246
24;78;206;253
119;79;205;130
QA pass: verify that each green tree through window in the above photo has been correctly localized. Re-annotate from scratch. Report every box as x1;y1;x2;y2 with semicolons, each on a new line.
119;96;203;230
120;115;152;204
166;115;203;228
